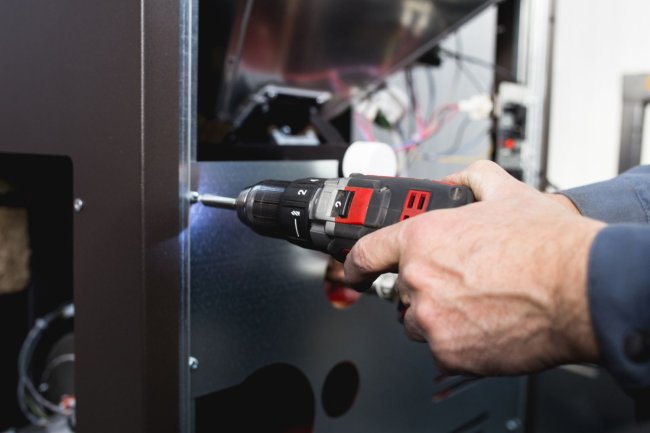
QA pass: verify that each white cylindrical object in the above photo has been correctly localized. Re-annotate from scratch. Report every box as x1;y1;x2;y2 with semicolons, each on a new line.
342;141;398;177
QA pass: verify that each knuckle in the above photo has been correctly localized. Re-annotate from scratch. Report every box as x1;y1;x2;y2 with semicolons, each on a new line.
350;241;372;274
413;303;434;329
470;159;498;172
398;264;421;291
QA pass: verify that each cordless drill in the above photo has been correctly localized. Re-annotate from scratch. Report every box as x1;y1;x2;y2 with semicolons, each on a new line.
191;174;474;263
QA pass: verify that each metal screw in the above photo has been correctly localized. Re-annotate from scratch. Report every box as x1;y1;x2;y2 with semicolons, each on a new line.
73;198;84;213
281;125;292;135
189;356;199;371
505;418;521;431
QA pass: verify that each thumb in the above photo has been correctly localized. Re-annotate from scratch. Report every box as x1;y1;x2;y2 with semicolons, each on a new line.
442;160;518;201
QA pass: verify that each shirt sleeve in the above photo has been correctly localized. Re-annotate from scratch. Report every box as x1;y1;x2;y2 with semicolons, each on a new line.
560;166;650;396
588;225;650;392
559;165;650;224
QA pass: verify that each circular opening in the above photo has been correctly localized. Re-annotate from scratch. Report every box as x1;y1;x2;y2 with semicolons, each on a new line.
195;363;315;433
321;361;360;418
324;258;361;309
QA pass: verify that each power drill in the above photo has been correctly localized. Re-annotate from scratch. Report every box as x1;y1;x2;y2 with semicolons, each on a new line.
191;174;474;263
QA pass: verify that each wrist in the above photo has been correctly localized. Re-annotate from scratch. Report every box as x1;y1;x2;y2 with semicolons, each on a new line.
546;193;581;215
553;216;605;363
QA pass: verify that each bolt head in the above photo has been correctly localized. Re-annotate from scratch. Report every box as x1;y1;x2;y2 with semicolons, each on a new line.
505;418;521;431
73;198;84;213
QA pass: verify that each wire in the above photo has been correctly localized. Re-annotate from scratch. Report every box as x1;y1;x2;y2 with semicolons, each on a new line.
439;47;518;82
433;125;492;159
452;34;485;94
404;68;426;135
448;116;471;156
354;112;376;142
17;304;75;425
424;67;437;123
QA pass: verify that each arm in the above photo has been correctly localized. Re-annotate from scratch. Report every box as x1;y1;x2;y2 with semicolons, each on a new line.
343;161;650;394
560;166;650;393
559;165;650;224
588;225;650;391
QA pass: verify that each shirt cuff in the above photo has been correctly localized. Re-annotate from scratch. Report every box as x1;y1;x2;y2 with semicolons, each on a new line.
589;224;650;391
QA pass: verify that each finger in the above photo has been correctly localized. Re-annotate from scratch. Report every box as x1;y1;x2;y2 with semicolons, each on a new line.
396;274;412;306
442;160;516;201
402;304;427;343
343;223;402;290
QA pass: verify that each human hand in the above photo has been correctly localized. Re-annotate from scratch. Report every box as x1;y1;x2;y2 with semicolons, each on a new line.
545;193;580;214
344;161;605;376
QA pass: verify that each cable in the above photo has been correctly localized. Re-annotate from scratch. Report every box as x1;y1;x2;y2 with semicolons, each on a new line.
17;304;75;426
439;47;518;82
424;67;437;123
452;34;485;94
448;116;471;156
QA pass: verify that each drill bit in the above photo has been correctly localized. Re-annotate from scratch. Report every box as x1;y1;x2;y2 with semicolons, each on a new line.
190;192;237;210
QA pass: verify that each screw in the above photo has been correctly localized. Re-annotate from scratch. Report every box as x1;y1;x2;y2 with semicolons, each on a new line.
73;198;84;213
189;356;199;371
281;125;292;134
505;418;521;431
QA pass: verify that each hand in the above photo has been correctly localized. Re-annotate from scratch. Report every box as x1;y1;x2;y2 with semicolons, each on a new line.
344;160;605;376
545;193;580;214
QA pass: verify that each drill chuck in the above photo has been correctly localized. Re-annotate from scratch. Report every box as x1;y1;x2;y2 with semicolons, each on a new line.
235;180;291;238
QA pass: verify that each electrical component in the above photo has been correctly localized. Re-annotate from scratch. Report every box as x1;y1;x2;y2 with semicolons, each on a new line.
458;93;494;120
496;82;530;180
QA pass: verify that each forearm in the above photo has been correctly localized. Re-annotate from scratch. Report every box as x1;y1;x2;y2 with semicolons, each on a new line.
589;224;650;391
559;165;650;224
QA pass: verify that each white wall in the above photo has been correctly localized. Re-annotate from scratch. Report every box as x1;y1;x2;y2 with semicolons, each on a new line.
548;0;650;189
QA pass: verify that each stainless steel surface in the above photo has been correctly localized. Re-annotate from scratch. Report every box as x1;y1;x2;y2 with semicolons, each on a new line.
196;193;237;210
517;0;555;188
190;161;526;432
619;74;650;173
210;0;497;121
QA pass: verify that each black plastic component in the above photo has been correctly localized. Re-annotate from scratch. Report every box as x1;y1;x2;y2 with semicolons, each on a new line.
331;190;355;218
236;175;473;263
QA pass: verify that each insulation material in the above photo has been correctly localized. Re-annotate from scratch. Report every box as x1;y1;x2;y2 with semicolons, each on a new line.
0;207;30;294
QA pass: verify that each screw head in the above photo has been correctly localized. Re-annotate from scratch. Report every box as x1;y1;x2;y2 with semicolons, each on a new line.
73;198;84;213
189;356;199;371
505;418;521;431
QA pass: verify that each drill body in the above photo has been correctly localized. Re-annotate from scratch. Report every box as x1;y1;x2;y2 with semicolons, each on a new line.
228;174;474;262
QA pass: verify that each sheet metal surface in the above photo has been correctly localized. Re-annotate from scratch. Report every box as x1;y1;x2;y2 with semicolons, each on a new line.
206;0;496;120
190;161;525;432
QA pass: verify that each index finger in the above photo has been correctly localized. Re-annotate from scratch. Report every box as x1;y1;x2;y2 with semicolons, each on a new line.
343;222;402;290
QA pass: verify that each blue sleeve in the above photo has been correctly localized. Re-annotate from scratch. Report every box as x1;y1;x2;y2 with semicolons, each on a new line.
588;225;650;392
560;165;650;224
560;166;650;394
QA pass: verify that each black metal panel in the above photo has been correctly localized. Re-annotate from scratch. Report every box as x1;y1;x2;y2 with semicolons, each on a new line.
190;161;526;432
0;1;185;431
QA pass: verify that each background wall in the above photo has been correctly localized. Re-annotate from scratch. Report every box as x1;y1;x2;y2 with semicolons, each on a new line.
548;0;650;189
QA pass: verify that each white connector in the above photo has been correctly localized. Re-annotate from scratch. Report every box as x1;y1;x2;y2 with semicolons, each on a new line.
458;93;494;120
356;85;409;126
